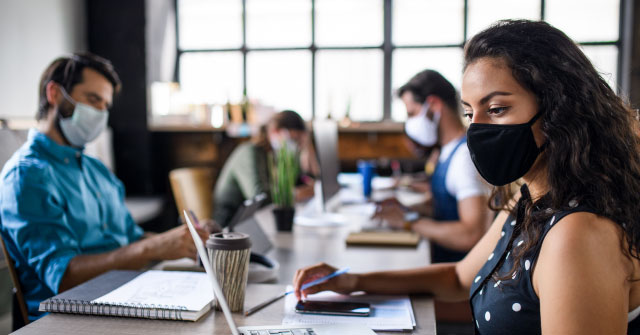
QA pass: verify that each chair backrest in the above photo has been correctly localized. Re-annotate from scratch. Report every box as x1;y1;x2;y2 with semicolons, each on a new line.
0;127;31;327
0;233;29;327
0;128;28;170
169;167;216;222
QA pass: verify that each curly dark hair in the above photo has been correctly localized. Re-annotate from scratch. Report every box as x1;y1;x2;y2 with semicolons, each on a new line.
463;20;640;277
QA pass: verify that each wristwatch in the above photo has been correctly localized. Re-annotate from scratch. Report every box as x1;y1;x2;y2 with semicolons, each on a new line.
403;211;419;231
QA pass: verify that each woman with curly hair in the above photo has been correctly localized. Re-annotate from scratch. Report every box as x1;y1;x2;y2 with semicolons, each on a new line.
292;20;640;334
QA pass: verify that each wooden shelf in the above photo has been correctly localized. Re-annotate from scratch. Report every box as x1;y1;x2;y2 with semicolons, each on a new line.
149;119;404;134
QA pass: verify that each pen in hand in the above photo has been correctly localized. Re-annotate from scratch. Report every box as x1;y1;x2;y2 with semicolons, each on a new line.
295;267;351;296
244;267;350;317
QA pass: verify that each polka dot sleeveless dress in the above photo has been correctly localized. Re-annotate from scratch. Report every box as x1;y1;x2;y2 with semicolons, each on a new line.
469;186;640;334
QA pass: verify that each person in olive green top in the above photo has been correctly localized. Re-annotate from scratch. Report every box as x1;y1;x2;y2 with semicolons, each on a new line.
213;110;318;227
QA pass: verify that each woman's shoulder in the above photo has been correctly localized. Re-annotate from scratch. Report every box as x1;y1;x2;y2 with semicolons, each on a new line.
544;211;620;248
532;211;634;334
535;211;631;283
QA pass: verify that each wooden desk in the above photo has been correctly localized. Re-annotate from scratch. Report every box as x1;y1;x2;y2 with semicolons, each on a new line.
254;206;432;284
14;284;435;335
14;205;436;334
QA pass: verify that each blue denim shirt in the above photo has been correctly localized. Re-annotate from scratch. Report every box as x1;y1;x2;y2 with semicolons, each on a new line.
0;129;143;320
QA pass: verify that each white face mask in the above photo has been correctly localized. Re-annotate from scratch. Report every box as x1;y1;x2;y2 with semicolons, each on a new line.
404;103;440;147
58;87;108;147
269;130;298;153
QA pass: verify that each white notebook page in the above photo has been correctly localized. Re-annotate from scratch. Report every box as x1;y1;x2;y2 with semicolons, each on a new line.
92;270;213;312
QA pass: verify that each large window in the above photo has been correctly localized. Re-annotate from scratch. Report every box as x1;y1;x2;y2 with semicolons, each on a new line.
175;0;623;122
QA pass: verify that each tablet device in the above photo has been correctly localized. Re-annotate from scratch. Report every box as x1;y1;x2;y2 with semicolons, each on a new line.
295;300;371;317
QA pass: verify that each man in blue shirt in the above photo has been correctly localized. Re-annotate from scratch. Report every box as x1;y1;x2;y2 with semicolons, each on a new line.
0;53;209;321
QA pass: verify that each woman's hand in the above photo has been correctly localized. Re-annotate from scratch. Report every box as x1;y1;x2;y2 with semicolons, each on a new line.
293;263;359;300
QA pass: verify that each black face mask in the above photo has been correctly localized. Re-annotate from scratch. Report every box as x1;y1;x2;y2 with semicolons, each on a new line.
467;112;544;186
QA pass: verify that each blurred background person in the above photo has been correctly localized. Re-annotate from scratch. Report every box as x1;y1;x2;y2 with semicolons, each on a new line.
212;110;318;227
375;70;493;263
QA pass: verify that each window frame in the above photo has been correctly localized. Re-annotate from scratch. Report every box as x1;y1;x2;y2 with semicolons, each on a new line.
174;0;629;121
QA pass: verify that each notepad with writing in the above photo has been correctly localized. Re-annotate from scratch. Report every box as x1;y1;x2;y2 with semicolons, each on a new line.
346;231;421;247
39;270;213;321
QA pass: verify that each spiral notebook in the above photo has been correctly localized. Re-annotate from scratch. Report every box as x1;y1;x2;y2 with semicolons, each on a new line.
38;270;213;321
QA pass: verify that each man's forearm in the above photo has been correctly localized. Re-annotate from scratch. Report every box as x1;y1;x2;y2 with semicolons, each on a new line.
58;238;154;292
409;198;433;217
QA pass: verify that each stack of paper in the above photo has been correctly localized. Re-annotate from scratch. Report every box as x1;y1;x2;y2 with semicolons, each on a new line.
282;287;415;331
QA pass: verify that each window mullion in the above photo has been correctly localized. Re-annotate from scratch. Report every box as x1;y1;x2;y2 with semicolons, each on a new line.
242;0;248;96
311;0;316;119
383;0;392;120
174;0;181;83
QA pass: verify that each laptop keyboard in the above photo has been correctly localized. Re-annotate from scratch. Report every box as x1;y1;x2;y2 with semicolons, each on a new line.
245;329;316;335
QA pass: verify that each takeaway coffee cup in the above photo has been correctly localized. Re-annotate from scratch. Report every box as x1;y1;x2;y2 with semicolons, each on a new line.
206;232;252;312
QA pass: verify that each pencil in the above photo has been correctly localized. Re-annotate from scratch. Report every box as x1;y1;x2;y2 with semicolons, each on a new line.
244;292;287;316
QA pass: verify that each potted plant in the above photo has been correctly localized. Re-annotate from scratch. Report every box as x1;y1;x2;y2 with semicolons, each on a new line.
269;141;299;231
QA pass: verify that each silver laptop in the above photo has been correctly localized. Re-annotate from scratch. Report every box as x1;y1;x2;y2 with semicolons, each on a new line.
295;120;352;226
313;120;342;212
183;210;375;335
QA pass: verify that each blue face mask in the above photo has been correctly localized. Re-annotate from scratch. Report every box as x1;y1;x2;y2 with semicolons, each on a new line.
58;86;108;147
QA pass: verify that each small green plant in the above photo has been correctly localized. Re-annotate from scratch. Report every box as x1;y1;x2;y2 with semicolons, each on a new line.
269;141;299;208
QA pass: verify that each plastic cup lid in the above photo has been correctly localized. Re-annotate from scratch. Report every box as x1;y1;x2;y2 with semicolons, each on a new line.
206;232;252;250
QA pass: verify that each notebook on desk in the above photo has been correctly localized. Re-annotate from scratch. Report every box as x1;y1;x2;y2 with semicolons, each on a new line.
38;270;213;321
346;230;421;247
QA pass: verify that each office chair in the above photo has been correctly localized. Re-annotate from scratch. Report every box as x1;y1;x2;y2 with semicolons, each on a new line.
0;126;30;330
169;167;216;222
0;231;29;330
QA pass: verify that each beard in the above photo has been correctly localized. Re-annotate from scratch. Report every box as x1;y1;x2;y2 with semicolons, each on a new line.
403;133;439;159
54;99;76;145
57;99;75;119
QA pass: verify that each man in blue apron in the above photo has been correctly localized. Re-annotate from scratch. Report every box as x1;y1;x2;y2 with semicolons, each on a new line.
375;69;492;263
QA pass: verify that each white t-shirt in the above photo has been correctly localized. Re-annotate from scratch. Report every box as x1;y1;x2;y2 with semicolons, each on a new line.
438;136;491;201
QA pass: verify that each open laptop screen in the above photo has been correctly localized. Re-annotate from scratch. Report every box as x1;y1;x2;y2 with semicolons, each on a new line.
312;120;341;211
